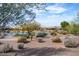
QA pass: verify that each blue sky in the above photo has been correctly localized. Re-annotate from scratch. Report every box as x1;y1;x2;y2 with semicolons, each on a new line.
33;3;79;27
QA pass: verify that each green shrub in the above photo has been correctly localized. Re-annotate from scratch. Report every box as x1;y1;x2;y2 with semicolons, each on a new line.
17;37;27;43
18;43;24;49
52;37;62;43
36;32;47;37
64;39;78;48
15;32;30;38
15;32;36;38
61;21;79;35
65;14;79;35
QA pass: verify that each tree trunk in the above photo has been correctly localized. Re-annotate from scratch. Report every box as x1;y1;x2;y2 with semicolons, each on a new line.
30;36;33;41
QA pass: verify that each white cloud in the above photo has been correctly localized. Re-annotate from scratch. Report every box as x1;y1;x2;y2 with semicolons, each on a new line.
46;5;67;13
47;14;74;22
35;13;75;27
32;9;46;16
34;4;77;27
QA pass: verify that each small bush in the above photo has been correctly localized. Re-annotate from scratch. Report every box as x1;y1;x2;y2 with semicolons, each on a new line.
50;31;57;36
17;37;27;43
52;37;62;43
18;43;24;49
0;44;13;53
64;39;78;48
37;37;45;43
15;32;36;39
15;32;30;38
36;32;47;37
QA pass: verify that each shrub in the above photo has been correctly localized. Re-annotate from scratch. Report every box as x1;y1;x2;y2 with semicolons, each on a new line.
15;32;30;38
18;43;24;49
50;31;57;36
66;24;79;35
52;37;62;43
65;14;79;35
37;37;45;43
15;32;36;39
60;21;70;31
17;36;27;43
0;44;13;53
64;38;78;48
36;32;47;37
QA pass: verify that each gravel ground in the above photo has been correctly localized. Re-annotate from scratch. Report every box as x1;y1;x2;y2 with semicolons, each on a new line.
0;35;79;56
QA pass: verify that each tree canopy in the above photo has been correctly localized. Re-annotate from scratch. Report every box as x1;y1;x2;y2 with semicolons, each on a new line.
0;3;46;28
19;20;40;32
61;21;70;30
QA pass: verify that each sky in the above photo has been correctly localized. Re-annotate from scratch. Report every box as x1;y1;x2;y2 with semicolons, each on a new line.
32;3;79;27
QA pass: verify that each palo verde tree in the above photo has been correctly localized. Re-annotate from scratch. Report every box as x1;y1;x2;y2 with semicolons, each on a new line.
0;3;46;32
19;20;40;41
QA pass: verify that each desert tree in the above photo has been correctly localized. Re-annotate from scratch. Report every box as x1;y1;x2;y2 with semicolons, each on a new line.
0;3;46;32
19;20;41;41
60;21;70;31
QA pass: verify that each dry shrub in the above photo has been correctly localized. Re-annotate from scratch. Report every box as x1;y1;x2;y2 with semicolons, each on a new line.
37;37;45;43
52;36;62;43
17;36;28;43
0;44;14;53
18;43;24;49
51;32;57;36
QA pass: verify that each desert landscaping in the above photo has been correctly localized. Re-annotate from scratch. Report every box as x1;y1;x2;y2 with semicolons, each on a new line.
0;3;79;56
0;30;79;56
